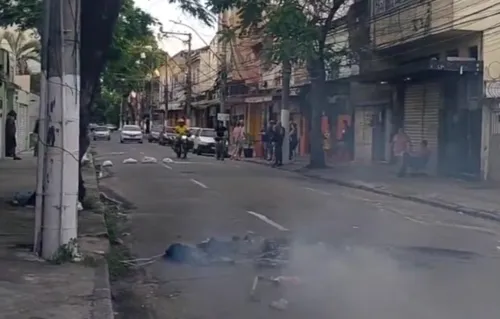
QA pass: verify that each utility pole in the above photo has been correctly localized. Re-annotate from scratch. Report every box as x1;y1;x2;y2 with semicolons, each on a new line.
281;60;291;165
34;0;52;254
164;54;169;127
186;33;192;124
119;95;124;129
220;18;228;128
42;0;80;259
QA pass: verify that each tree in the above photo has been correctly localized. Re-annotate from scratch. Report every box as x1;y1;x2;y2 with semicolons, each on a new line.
210;0;349;168
0;29;40;74
0;0;214;200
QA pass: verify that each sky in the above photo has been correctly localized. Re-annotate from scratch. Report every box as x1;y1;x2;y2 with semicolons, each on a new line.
134;0;217;56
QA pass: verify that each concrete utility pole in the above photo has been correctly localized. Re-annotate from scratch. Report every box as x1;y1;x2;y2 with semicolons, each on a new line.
164;54;169;127
186;33;193;123
220;21;228;128
281;60;291;165
34;0;52;254
42;0;80;259
119;95;124;129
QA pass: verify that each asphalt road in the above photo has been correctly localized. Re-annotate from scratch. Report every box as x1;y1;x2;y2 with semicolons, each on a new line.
96;134;500;319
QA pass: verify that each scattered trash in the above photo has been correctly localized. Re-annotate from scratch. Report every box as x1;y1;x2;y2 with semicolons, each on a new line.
270;298;288;311
141;156;157;163
270;276;301;285
10;191;36;207
249;276;260;301
77;201;83;211
81;151;91;165
123;158;138;164
162;157;173;163
164;243;208;264
102;160;113;167
352;226;359;229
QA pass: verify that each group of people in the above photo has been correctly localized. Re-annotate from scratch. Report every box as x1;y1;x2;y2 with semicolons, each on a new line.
392;128;431;177
260;120;298;167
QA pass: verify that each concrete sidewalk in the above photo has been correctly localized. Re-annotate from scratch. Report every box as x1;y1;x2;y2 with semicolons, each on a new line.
0;156;113;319
244;156;500;222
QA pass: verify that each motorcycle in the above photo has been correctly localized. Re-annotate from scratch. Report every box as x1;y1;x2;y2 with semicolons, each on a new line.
175;135;188;159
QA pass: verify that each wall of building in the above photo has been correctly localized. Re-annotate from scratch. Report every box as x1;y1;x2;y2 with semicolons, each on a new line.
371;0;453;49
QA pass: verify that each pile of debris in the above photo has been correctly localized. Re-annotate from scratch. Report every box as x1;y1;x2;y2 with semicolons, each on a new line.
163;232;291;268
163;232;300;311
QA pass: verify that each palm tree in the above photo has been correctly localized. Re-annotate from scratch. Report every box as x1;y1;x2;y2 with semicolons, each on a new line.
0;29;40;75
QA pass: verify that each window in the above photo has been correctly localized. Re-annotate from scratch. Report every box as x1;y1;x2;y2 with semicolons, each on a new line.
374;0;385;14
468;46;478;60
446;49;459;58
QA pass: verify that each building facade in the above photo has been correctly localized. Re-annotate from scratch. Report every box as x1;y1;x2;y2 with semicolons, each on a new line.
348;0;492;180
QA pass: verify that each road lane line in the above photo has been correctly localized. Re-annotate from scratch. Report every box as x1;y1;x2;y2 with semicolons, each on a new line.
190;179;208;188
246;211;289;231
161;163;173;170
303;187;330;196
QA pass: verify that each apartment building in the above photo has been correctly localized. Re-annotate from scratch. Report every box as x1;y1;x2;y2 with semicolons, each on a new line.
350;0;495;180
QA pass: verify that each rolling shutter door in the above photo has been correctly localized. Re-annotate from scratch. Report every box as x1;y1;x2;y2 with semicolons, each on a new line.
404;84;424;149
422;82;440;153
16;105;29;152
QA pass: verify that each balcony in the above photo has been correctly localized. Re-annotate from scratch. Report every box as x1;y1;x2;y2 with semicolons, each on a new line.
369;0;497;50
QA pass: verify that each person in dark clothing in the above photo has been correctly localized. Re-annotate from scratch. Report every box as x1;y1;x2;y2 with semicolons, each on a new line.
272;122;285;167
289;122;298;160
339;119;354;161
5;110;21;160
33;119;39;157
215;121;228;160
266;120;276;161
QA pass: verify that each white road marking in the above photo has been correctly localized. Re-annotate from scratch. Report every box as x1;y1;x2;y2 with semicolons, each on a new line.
303;187;330;196
246;211;289;231
161;163;172;170
190;179;208;189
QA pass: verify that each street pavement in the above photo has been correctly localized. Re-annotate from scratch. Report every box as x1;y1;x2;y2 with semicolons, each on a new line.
96;133;500;319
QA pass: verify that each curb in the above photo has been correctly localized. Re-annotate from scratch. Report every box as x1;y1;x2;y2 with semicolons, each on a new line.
84;159;115;319
91;262;114;319
244;158;500;223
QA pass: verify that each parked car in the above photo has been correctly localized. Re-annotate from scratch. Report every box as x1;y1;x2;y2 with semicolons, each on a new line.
148;125;163;143
120;124;143;143
106;123;118;131
159;126;176;146
92;126;111;141
193;128;227;156
89;123;98;132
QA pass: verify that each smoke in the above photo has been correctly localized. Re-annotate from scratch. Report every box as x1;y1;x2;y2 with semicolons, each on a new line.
277;241;498;319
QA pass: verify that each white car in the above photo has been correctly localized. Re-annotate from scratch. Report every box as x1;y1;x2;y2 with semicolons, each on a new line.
92;126;111;141
120;125;143;143
193;128;221;155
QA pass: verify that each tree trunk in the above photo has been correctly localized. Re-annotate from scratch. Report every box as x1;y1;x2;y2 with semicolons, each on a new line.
281;59;291;164
307;59;327;168
78;0;122;201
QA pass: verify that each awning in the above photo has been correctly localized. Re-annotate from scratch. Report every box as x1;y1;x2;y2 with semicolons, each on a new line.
352;59;483;83
192;99;220;109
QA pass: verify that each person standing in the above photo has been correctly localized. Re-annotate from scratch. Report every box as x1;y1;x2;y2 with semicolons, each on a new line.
5;110;21;160
231;120;245;160
392;127;411;171
266;120;276;161
215;121;228;160
289;122;298;160
272;122;285;167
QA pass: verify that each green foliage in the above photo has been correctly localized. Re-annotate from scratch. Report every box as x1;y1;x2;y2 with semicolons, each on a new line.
0;0;42;30
210;0;348;67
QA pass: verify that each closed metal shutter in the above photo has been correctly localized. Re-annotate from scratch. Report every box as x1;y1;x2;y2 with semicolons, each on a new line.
16;105;29;152
404;84;425;150
422;82;440;152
